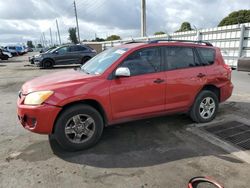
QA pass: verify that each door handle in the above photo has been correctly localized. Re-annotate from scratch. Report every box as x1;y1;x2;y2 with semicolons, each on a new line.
197;73;206;78
153;78;165;84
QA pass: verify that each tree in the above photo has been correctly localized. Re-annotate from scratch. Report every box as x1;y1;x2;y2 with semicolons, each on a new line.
68;27;78;44
154;31;166;35
218;10;250;26
36;44;42;48
91;37;105;42
27;41;34;48
175;22;193;32
106;35;121;41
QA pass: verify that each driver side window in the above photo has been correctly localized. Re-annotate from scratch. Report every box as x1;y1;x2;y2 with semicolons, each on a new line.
121;47;161;76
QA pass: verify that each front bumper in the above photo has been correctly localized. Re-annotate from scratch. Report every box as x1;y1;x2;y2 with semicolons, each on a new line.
17;100;61;134
34;60;42;66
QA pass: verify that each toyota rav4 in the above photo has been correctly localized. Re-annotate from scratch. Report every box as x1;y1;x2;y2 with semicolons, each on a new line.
17;40;233;151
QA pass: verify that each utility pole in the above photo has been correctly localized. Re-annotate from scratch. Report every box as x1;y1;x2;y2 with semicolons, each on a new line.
55;32;58;45
40;34;44;47
49;28;53;46
56;19;61;45
141;0;146;37
43;32;47;47
73;0;81;43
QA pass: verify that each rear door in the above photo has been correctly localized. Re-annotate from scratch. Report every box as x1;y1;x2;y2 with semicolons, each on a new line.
77;45;93;63
68;45;81;64
109;47;166;120
163;46;207;111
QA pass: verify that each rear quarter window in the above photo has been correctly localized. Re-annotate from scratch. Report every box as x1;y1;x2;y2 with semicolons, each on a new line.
197;48;215;65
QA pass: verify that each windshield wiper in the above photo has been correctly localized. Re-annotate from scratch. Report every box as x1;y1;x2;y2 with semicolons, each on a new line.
81;68;90;74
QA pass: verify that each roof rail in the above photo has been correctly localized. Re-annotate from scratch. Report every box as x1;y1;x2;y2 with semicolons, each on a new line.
149;39;213;46
124;40;148;44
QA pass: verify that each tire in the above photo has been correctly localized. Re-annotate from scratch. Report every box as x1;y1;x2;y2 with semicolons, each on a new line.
42;59;53;69
189;90;218;123
53;104;104;151
1;55;8;60
81;56;91;65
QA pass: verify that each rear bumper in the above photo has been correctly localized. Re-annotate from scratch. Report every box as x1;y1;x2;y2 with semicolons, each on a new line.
220;82;233;102
17;102;61;134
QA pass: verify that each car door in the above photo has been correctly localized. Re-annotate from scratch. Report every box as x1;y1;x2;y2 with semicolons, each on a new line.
53;46;71;65
163;46;207;111
68;45;81;64
109;47;166;120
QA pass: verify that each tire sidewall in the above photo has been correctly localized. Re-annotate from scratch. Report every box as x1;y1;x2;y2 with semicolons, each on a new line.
193;90;219;123
54;105;103;151
43;59;53;69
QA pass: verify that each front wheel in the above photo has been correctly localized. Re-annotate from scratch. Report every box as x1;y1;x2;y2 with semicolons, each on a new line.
189;90;218;123
42;59;53;69
53;104;104;151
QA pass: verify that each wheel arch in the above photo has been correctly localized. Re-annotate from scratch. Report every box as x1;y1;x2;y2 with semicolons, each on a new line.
201;84;220;102
52;99;108;134
42;58;55;66
82;56;91;63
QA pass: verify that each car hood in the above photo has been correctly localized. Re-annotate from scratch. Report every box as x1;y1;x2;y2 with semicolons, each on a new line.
3;51;11;56
21;69;97;94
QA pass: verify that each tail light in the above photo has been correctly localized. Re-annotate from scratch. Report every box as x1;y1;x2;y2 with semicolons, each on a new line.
223;63;232;80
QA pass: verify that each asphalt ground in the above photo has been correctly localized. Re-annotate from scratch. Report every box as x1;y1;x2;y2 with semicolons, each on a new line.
0;53;250;188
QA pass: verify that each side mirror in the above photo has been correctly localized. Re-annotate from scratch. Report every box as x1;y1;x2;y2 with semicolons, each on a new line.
115;67;130;77
54;51;59;54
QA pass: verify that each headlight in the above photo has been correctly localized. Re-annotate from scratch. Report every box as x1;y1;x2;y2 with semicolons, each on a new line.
24;91;54;105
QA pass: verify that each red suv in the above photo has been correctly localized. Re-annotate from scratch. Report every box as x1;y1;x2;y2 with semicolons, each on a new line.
17;40;233;151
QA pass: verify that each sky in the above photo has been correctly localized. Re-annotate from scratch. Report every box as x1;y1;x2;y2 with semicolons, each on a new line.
0;0;250;46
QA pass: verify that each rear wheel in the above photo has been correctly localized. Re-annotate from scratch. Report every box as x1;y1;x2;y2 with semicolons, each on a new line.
42;59;53;69
53;104;104;151
190;90;218;123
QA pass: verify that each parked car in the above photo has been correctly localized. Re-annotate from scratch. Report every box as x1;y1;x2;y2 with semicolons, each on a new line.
29;48;52;64
27;47;33;52
15;46;26;55
34;44;96;68
0;49;8;60
0;48;12;59
17;40;233;151
4;46;18;56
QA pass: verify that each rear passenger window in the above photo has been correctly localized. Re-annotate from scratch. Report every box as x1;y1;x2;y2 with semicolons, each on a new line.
197;48;215;65
77;46;88;51
164;47;198;70
69;46;78;52
121;47;161;76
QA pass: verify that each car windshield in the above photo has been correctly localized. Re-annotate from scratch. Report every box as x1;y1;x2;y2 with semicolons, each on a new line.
81;47;128;75
49;47;60;53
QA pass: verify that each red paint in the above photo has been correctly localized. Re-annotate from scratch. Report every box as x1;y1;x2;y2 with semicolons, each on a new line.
17;42;233;134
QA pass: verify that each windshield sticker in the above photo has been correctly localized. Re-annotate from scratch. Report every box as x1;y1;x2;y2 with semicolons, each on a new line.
114;49;126;55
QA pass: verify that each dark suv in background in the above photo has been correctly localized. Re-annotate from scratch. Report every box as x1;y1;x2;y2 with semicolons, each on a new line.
34;44;96;68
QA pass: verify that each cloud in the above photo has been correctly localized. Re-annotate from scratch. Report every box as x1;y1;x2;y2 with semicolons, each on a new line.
0;0;249;45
